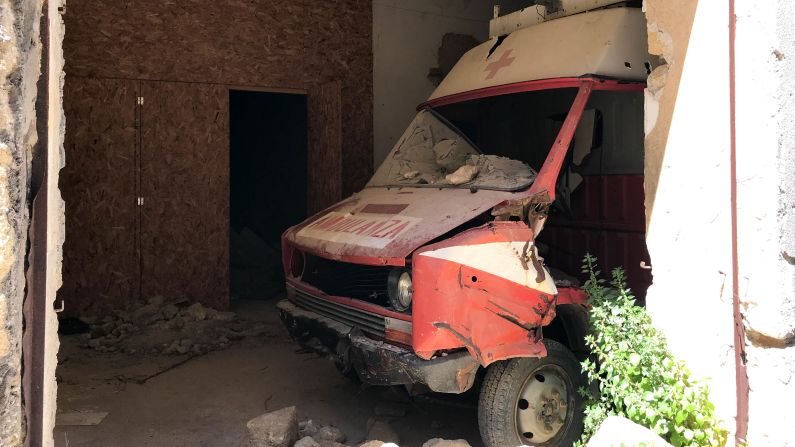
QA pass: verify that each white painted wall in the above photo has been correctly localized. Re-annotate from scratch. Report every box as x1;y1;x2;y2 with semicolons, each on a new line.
645;1;795;445
372;0;494;168
734;1;795;445
644;0;738;430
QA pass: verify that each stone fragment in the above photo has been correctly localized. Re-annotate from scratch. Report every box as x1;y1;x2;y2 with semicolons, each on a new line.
358;441;384;447
366;420;398;445
586;416;672;447
240;406;298;447
186;303;208;321
161;303;179;320
169;316;186;330
316;426;346;443
421;439;470;447
132;302;159;321
294;436;320;447
298;419;320;438
445;165;479;185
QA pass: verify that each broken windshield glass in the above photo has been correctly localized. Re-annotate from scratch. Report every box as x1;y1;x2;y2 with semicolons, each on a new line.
367;110;536;191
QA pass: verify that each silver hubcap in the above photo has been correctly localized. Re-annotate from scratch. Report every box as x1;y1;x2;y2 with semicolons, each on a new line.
515;365;571;444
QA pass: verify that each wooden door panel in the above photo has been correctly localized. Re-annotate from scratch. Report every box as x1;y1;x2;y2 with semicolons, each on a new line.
60;77;139;315
307;81;343;214
140;81;229;308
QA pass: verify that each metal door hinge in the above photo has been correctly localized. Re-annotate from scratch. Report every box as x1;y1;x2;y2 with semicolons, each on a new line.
137;197;144;206
137;96;144;105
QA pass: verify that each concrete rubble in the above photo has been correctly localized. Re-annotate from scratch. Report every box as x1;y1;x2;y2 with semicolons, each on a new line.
242;406;299;447
421;439;471;447
75;295;267;356
247;405;467;447
586;415;673;447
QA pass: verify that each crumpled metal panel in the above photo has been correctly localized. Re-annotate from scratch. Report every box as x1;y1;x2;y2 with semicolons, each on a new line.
411;222;556;366
285;186;527;265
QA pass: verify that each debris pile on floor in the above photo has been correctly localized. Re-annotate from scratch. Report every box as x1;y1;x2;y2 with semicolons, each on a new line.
77;296;268;356
242;406;471;447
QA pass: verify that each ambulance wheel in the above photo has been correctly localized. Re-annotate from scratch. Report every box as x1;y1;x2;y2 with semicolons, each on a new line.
478;340;584;447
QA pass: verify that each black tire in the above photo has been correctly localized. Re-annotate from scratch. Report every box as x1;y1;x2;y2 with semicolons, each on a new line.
478;340;584;447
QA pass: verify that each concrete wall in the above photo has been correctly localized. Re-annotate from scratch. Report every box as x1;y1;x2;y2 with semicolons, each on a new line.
0;0;40;444
734;1;795;445
644;0;795;444
372;0;492;167
0;0;64;445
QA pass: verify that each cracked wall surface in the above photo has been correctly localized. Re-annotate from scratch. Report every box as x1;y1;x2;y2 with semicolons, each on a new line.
734;1;795;445
0;0;40;444
644;0;795;444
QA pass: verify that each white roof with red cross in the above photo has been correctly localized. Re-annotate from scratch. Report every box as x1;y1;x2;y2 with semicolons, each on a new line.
427;7;652;102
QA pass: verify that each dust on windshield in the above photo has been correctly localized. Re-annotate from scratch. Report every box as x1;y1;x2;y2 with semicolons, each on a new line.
367;110;536;191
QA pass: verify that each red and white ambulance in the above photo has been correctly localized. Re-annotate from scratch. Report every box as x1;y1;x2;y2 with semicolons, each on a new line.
279;3;653;446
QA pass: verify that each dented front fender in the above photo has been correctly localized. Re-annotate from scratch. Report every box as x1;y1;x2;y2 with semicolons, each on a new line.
411;221;558;366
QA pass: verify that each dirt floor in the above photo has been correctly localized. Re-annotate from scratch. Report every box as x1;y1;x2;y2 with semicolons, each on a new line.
54;299;483;447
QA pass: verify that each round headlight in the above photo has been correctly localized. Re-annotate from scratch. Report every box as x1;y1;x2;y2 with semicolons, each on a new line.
388;269;413;311
289;248;305;278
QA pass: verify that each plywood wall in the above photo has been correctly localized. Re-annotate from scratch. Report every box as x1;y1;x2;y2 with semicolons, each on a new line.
64;0;373;195
62;0;373;312
139;81;230;310
60;78;140;315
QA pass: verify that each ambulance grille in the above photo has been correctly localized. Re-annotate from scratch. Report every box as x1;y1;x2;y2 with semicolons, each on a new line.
287;284;386;336
301;255;391;307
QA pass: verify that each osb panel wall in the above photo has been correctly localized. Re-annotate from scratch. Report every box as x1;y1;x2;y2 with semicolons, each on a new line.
64;0;374;196
140;81;229;309
307;81;342;214
60;78;139;316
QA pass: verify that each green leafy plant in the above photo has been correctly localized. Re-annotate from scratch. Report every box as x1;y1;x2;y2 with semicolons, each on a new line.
576;254;728;447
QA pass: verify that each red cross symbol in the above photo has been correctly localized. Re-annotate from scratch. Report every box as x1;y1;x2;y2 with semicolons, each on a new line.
484;49;516;80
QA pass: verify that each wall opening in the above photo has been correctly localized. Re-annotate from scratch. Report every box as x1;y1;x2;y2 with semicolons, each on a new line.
229;90;308;301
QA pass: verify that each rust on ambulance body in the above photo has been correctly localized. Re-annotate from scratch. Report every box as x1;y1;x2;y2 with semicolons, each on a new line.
279;5;652;447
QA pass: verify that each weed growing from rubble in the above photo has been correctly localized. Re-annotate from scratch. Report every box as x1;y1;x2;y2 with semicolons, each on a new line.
575;254;728;447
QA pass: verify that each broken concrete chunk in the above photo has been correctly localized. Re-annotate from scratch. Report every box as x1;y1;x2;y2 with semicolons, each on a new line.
316;426;346;443
298;419;320;439
358;442;394;447
421;439;471;447
294;436;321;447
241;406;298;447
132;303;159;321
161;303;179;320
185;302;208;321
586;415;673;447
403;170;420;179
366;420;399;445
445;165;479;185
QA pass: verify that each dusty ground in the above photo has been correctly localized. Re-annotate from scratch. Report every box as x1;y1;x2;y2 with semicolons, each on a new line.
54;299;483;447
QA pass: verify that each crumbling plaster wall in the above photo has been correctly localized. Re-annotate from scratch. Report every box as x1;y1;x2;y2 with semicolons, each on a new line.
733;1;795;445
644;0;795;445
0;0;39;444
373;0;493;167
0;0;65;444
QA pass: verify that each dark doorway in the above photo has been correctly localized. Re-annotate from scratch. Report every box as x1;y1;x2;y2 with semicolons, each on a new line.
229;90;307;300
